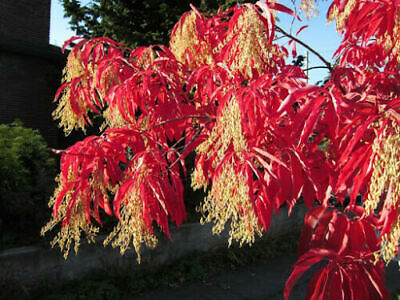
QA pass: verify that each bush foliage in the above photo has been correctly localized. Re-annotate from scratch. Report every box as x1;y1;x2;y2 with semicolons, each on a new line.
0;120;56;248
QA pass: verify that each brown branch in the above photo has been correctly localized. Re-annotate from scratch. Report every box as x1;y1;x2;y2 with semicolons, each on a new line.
49;148;94;156
276;25;347;95
146;115;215;132
304;66;330;72
166;125;204;171
276;25;332;72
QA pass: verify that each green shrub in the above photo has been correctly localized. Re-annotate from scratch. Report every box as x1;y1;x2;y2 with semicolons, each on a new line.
0;120;56;249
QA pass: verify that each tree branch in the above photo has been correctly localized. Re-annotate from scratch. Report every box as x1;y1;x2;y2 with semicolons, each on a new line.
276;25;348;94
276;25;332;72
146;115;215;131
304;66;330;72
166;125;204;171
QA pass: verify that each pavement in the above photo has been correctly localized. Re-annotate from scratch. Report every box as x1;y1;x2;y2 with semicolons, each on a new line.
142;253;400;300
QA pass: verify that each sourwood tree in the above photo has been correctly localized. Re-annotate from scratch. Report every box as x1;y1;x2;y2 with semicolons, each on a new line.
43;1;400;298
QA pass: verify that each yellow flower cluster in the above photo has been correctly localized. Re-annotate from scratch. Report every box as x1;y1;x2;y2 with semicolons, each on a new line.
367;122;400;264
52;51;91;135
378;18;400;63
379;219;400;266
300;0;319;19
194;96;247;164
103;161;158;263
327;0;357;30
170;5;281;78
41;174;100;259
199;160;262;246
100;106;129;130
224;4;280;79
170;11;213;69
193;97;262;246
43;159;159;262
134;46;156;68
328;0;400;61
54;45;138;134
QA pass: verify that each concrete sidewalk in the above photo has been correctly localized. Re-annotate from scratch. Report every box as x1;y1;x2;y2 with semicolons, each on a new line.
142;253;400;300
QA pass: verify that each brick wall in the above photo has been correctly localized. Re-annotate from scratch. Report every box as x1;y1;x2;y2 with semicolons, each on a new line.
0;0;69;147
0;50;61;146
0;0;50;44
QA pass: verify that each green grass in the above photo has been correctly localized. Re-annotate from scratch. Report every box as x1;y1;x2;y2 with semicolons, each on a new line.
25;230;300;299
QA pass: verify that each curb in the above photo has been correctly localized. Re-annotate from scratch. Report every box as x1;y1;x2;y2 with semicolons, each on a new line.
0;205;307;286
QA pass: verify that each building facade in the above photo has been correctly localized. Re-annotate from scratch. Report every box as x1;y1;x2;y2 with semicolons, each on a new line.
0;0;66;147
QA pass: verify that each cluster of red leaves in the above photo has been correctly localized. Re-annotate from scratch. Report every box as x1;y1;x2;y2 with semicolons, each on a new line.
53;38;196;240
47;0;400;298
57;38;197;138
285;206;389;299
281;0;400;299
316;0;400;246
55;127;186;239
170;4;281;72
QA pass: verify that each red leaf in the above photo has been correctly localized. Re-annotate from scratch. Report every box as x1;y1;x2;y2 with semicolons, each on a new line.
268;2;301;21
302;180;316;209
326;214;349;254
306;268;325;299
113;180;134;219
253;147;288;169
296;25;308;36
53;182;75;218
363;265;389;299
349;220;366;254
62;36;84;52
339;115;377;166
299;96;325;145
284;249;332;300
277;86;320;115
329;269;345;300
280;65;307;79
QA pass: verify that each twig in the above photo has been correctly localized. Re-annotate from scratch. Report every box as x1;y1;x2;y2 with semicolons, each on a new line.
276;25;347;94
276;25;332;71
303;66;330;72
166;125;204;171
146;115;215;131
